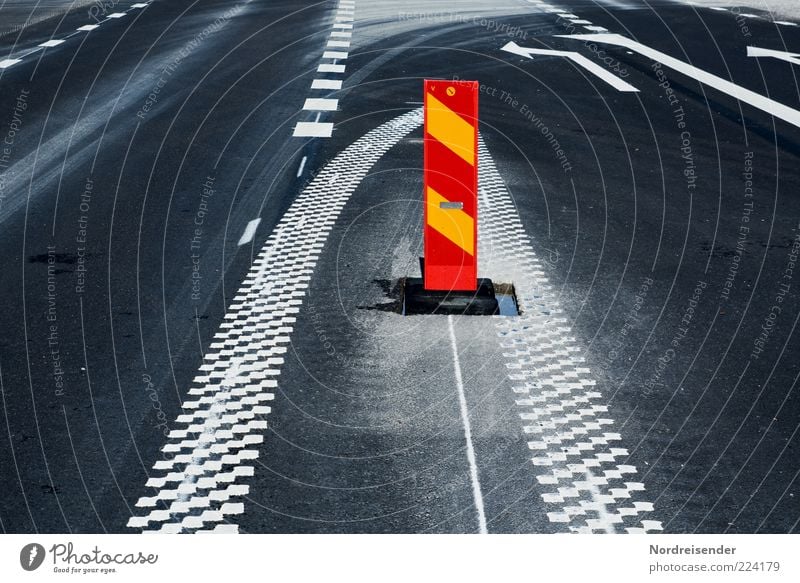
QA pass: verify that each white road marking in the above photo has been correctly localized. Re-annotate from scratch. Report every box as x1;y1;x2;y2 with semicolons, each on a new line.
77;24;100;31
571;19;592;25
323;50;348;59
311;78;343;90
317;63;346;73
237;219;262;246
131;3;148;7
775;21;799;26
327;40;351;48
0;59;22;69
335;15;354;22
332;23;353;29
303;97;339;111
557;13;580;19
293;121;334;137
583;25;608;32
296;155;307;177
709;6;727;10
127;108;423;532
748;46;800;66
107;12;126;18
501;42;639;92
39;39;66;47
447;316;489;535
476;138;660;533
330;31;352;38
561;33;800;128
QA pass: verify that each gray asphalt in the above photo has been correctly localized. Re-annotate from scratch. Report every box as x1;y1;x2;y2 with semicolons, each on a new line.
0;0;798;534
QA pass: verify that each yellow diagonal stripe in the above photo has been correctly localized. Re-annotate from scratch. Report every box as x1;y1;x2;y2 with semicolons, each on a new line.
426;92;475;166
427;187;474;256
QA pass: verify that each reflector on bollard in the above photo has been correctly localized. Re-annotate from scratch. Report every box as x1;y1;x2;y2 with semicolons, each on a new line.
423;79;478;291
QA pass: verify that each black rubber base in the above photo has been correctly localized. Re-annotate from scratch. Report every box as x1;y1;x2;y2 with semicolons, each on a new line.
403;277;499;316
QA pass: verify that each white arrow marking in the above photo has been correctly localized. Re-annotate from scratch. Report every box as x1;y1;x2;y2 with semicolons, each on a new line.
747;46;800;66
559;33;800;128
501;41;639;92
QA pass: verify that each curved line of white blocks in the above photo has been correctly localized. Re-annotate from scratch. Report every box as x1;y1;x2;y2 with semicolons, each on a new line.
127;108;424;533
476;138;662;534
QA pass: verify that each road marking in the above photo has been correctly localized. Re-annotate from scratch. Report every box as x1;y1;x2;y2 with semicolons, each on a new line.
0;59;22;69
774;21;799;26
107;12;126;18
323;50;348;59
303;97;339;111
131;3;148;7
560;33;800;128
332;23;353;29
747;45;800;66
237;219;261;246
293;121;334;137
583;25;608;32
77;24;100;31
557;13;579;19
501;42;639;92
571;19;592;25
475;138;660;533
127;108;423;532
311;78;342;90
447;316;489;534
39;39;66;47
317;63;346;73
327;40;351;48
296;155;307;177
330;31;352;38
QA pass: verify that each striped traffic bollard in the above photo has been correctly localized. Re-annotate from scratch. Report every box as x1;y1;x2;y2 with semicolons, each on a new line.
423;79;479;291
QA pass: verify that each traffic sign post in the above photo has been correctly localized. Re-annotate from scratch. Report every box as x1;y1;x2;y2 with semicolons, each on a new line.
403;79;498;316
423;79;479;291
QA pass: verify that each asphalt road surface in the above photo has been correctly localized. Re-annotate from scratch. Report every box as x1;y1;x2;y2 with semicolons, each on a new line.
0;0;799;534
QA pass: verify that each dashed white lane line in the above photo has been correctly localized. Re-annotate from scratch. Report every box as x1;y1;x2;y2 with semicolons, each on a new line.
127;108;423;532
131;2;149;7
293;121;334;137
107;12;127;19
39;39;66;48
583;25;608;32
318;63;346;73
237;219;262;247
311;78;343;90
561;33;800;129
292;0;354;138
0;59;22;69
775;21;799;27
476;138;660;533
447;315;489;535
77;24;100;31
303;97;338;111
296;155;307;177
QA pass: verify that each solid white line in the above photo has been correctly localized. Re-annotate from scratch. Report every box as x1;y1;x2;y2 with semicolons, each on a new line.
293;121;334;137
311;78;342;90
237;218;261;246
323;50;348;59
39;39;66;47
317;63;346;73
447;315;488;535
560;33;800;127
296;155;307;177
303;97;338;110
